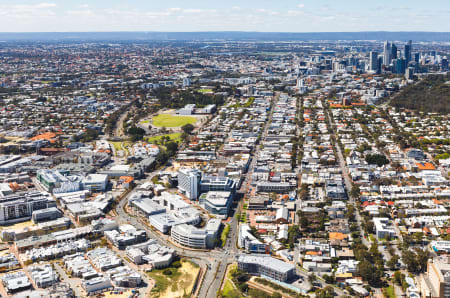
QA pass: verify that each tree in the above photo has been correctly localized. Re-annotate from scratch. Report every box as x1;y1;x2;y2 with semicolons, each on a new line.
181;123;195;134
128;126;145;141
358;260;382;286
316;286;335;298
365;154;389;167
271;293;282;298
323;274;335;284
350;185;360;198
393;271;404;286
166;141;178;153
402;250;419;273
287;225;300;248
387;255;399;270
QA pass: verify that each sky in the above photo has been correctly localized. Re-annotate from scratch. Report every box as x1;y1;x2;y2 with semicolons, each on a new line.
0;0;449;32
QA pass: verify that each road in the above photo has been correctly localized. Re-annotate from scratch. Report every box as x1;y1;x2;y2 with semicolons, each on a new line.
324;105;382;296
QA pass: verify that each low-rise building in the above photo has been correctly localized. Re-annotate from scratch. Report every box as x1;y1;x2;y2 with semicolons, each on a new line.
29;264;59;288
171;219;221;249
104;224;147;250
82;276;113;296
373;217;396;240
2;271;32;294
238;254;296;282
199;191;232;218
239;224;268;253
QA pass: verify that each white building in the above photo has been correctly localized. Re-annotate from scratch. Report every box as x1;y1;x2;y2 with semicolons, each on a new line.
82;276;113;296
199;191;232;219
171;219;221;249
373;217;396;240
82;174;108;192
178;168;201;200
239;224;267;253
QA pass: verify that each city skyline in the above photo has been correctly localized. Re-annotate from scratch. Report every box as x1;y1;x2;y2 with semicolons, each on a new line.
1;0;450;32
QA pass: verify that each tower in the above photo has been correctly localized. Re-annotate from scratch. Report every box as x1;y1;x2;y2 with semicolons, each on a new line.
391;43;398;60
405;40;412;64
383;41;392;66
369;51;378;72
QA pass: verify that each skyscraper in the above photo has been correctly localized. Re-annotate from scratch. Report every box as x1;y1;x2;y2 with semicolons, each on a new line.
369;51;378;72
405;40;412;64
395;58;406;74
383;41;392;66
391;43;398;60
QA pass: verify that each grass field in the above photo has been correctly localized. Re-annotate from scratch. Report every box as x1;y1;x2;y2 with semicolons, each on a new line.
221;224;230;247
197;88;213;93
221;264;239;297
146;133;182;144
152;114;196;127
109;141;132;156
148;259;200;298
221;280;236;297
140;120;150;124
384;286;396;298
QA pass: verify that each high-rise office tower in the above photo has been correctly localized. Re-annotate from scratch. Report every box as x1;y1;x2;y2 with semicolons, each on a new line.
395;58;406;74
391;43;398;60
383;41;392;65
377;56;383;74
414;53;420;63
441;58;449;71
369;51;378;72
405;40;412;64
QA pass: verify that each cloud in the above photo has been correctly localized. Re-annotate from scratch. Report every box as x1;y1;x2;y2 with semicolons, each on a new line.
66;9;94;17
287;10;304;16
297;4;305;9
35;3;57;8
0;2;57;19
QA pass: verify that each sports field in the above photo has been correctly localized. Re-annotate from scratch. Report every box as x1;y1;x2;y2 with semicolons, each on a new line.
146;133;182;143
152;114;196;127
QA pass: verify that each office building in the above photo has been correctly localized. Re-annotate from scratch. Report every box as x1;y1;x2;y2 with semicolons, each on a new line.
170;219;221;249
0;191;56;224
200;175;236;194
2;271;32;293
405;67;414;80
199;191;232;218
37;169;82;193
104;224;147;250
81;174;108;192
31;207;62;223
238;254;296;282
369;51;378;72
391;43;398;60
394;58;406;74
419;256;450;298
383;41;392;65
405;40;412;64
82;277;113;296
178;168;201;200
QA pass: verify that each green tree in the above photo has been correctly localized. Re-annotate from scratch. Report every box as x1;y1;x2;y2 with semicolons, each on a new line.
358;260;382;286
181;123;195;134
350;185;360;198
